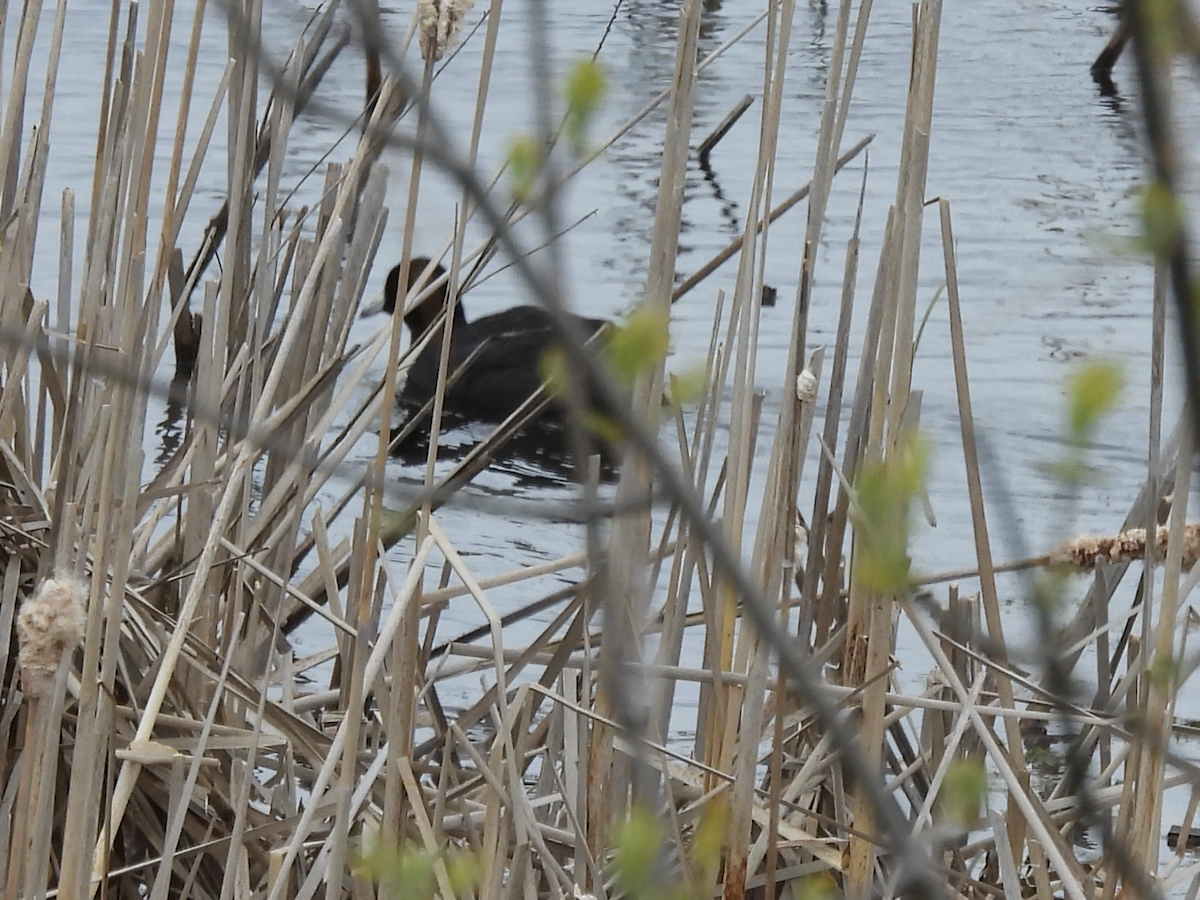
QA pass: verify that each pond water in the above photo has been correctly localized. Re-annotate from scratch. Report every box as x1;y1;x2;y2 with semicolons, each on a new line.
346;0;1171;715
18;0;1197;837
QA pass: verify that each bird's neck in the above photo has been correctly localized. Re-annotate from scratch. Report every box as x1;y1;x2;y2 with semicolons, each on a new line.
405;297;466;339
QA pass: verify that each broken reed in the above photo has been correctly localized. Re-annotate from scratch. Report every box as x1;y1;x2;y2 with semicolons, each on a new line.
0;1;1194;900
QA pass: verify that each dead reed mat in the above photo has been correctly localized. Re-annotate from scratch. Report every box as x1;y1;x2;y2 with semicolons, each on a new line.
0;1;1196;900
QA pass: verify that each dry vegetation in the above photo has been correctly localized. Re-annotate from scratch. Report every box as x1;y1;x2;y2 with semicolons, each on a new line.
0;1;1196;900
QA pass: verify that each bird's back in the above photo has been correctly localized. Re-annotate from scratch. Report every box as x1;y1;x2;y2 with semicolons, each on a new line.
399;305;607;421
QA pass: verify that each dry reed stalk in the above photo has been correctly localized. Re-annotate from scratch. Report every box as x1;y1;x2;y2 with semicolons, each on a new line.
75;10;376;888
54;0;183;889
900;595;1092;900
1052;424;1180;692
909;668;987;833
151;63;235;378
577;0;704;881
649;292;730;746
721;5;803;894
746;0;865;891
367;45;437;856
840;2;941;894
1108;263;1169;848
0;0;45;222
939;196;1035;878
265;531;437;900
386;0;502;846
435;646;750;686
696;11;791;886
1126;423;1193;879
813;199;889;643
797;170;864;647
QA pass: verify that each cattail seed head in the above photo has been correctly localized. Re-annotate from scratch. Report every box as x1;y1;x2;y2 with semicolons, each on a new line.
1052;523;1200;571
17;576;87;698
417;0;474;61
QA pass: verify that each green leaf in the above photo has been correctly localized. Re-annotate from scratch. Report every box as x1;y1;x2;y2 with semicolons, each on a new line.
357;842;436;900
1140;180;1182;258
1138;0;1178;62
794;872;839;900
614;808;663;900
607;308;670;389
445;848;481;896
1065;359;1124;447
667;366;708;409
507;136;542;203
356;840;479;900
1150;650;1178;686
688;800;726;889
563;59;607;155
538;345;570;399
379;507;418;544
584;409;626;447
854;437;927;592
939;757;987;830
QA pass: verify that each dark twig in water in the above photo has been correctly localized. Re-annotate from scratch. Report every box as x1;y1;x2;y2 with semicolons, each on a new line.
1091;13;1129;93
697;92;755;161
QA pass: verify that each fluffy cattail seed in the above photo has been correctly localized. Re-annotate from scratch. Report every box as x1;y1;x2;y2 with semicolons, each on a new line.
17;577;87;698
796;368;818;403
417;0;474;61
1052;523;1200;571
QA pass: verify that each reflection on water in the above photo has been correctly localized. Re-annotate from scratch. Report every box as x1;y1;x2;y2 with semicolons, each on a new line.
154;397;188;467
388;415;620;489
698;150;743;234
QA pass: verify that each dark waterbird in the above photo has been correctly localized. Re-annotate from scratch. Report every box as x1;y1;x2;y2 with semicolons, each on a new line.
377;258;609;420
366;257;615;474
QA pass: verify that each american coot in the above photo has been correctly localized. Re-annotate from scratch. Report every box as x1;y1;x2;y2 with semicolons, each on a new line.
379;258;610;424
